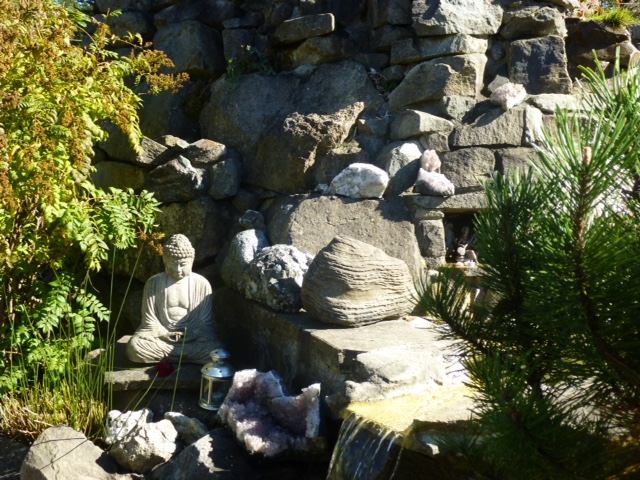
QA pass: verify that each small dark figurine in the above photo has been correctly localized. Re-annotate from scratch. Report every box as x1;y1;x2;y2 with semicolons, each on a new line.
455;226;477;265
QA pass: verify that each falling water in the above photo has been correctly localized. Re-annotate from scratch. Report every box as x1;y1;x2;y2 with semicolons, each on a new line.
326;412;404;480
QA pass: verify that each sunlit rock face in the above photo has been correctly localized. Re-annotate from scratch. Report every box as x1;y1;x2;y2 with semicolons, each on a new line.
219;369;327;459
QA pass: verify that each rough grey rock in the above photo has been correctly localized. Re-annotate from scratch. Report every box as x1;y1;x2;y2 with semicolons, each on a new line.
507;36;572;95
390;110;454;140
330;343;455;407
372;25;414;51
328;162;390;198
565;18;634;74
221;28;257;64
149;155;206;202
283;35;357;68
388;54;486;111
310;139;374;186
500;7;566;40
523;105;545;146
153;21;225;78
149;427;320;479
138;81;201;142
414;169;455;196
153;0;241;30
20;426;120;480
301;236;416;327
164;412;209;445
102;9;154;44
115;196;232;282
218;369;325;458
221;229;270;292
420;132;450;152
200;73;300;161
412;0;503;36
440;95;476;121
377;141;422;196
390;35;488;65
208;155;242;200
265;194;423;276
407;190;487;213
104;408;154;446
185;139;227;165
247;61;381;193
239;245;312;313
108;418;179;474
368;0;413;29
495;147;540;176
527;93;581;114
544;0;579;7
273;13;335;45
253;103;365;193
92;161;147;191
441;147;495;192
416;219;447;258
99;132;168;166
450;107;525;147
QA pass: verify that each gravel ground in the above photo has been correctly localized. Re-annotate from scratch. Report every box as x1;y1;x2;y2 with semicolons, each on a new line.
0;433;30;480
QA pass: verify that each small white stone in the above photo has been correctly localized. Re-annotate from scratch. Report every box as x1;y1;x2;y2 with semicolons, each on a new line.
329;163;389;199
490;82;527;110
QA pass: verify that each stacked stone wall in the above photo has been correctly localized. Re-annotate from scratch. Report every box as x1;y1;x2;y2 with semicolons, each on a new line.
90;0;638;291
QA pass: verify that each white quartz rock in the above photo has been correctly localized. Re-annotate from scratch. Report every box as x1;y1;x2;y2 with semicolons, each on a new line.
329;163;389;199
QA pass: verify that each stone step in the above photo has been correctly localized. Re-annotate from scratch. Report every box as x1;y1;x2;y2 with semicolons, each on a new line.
89;338;219;427
213;287;466;418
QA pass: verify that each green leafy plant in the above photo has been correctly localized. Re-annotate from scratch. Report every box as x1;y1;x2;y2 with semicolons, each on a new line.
226;44;275;82
0;0;183;441
417;54;640;478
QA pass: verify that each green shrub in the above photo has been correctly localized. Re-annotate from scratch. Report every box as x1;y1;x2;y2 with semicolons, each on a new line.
417;54;640;478
0;0;182;440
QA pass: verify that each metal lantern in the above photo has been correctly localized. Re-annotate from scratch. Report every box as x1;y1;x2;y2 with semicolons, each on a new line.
199;348;234;411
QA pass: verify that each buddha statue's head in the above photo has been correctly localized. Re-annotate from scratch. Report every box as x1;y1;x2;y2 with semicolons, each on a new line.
163;234;195;281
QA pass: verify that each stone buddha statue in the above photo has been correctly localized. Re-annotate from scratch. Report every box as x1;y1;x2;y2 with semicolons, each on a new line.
126;234;222;365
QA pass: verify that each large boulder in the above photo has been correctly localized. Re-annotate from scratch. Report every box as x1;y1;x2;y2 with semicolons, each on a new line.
20;426;121;480
388;54;486;111
301;236;417;326
412;0;503;36
202;61;383;193
252;104;364;193
264;194;423;276
153;21;225;78
200;73;300;161
249;61;382;193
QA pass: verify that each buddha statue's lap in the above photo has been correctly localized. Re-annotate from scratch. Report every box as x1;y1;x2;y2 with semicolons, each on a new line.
126;234;222;365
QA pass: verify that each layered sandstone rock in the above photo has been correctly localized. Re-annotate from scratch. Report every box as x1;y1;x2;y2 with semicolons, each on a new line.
301;236;416;326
